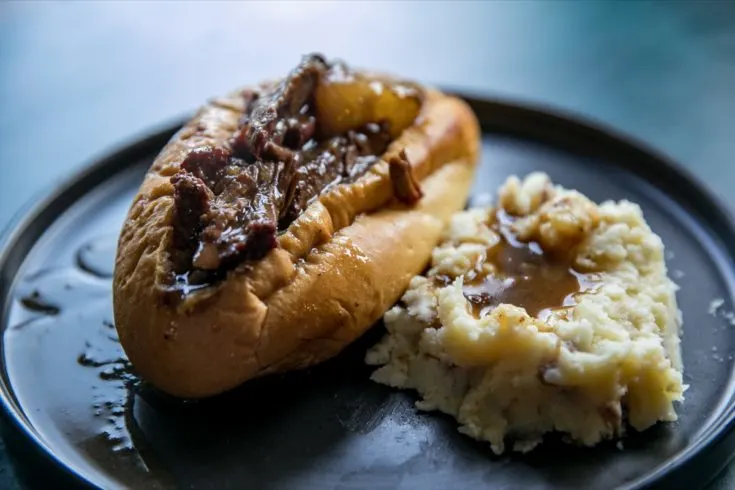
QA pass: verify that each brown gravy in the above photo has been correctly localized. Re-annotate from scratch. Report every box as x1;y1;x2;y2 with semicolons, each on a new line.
463;210;596;320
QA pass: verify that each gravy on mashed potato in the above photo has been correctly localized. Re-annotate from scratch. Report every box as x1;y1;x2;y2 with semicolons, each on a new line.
366;172;685;454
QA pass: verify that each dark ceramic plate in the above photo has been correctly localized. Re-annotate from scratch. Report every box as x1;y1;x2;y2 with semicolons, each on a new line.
1;94;735;490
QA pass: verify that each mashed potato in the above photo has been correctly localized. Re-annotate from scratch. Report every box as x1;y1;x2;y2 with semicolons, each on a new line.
366;172;685;454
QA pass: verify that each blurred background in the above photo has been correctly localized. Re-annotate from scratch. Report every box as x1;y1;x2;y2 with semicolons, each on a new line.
2;1;735;229
1;1;734;488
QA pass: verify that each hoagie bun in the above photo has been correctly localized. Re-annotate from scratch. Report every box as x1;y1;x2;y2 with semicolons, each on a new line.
113;54;480;398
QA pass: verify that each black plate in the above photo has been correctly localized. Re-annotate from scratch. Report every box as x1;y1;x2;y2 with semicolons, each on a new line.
2;94;735;490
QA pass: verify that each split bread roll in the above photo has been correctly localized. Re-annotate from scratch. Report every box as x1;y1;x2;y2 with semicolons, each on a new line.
113;54;481;398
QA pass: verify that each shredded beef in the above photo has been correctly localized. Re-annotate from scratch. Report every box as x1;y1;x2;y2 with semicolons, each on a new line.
169;54;411;293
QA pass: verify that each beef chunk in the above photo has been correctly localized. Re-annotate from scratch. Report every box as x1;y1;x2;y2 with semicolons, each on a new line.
170;173;212;274
180;147;231;188
388;149;423;205
230;54;326;163
194;159;289;270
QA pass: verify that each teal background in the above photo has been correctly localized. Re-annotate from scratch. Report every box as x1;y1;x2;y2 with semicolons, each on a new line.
0;1;734;488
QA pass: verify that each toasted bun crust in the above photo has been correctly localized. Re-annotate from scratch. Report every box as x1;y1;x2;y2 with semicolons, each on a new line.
113;79;480;398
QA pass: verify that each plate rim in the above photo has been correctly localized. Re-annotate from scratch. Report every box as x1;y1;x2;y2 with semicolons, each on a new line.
0;122;182;490
1;92;734;490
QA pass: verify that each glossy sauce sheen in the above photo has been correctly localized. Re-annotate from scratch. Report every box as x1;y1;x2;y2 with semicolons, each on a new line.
463;210;596;320
7;233;169;489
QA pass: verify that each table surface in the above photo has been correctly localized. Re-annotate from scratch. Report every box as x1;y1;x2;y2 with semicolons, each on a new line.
1;1;734;489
